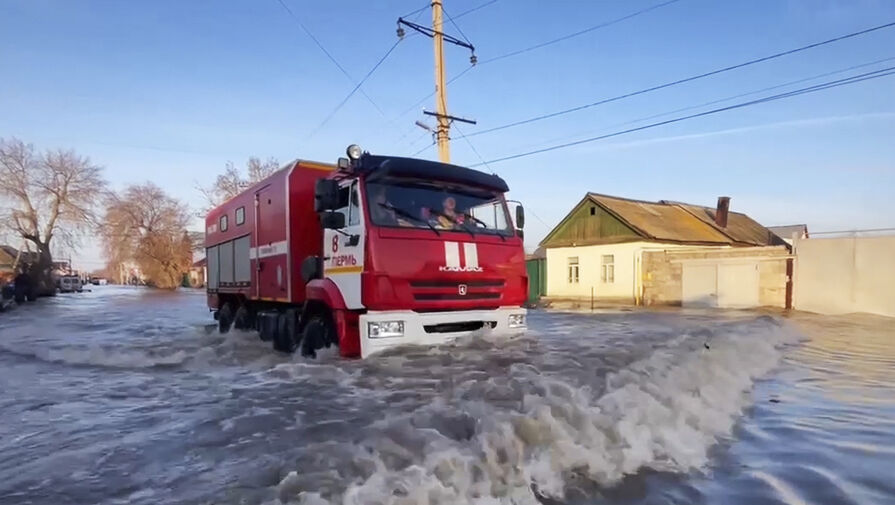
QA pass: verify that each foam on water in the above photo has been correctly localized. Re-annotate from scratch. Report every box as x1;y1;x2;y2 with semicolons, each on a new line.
279;317;799;505
0;340;191;368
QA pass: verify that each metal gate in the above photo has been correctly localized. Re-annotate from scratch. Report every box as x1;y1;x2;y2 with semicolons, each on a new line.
682;261;760;308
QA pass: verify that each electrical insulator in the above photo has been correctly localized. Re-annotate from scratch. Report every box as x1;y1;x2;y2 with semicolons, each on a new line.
397;25;405;39
469;53;477;66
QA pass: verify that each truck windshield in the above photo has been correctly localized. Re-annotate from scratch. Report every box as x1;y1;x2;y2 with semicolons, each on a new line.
366;179;512;235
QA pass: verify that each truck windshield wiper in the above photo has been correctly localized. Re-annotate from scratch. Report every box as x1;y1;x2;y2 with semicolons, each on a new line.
380;203;440;236
462;212;507;241
430;209;476;238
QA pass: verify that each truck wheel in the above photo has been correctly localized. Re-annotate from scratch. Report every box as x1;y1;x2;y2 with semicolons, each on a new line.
218;303;234;333
300;315;334;359
273;311;298;353
233;305;251;331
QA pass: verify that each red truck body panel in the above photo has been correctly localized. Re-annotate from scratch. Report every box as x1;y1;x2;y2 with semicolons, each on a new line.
205;161;335;305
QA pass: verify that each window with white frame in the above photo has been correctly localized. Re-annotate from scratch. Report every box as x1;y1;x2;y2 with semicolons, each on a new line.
568;256;579;284
219;214;228;232
601;254;615;283
235;206;245;226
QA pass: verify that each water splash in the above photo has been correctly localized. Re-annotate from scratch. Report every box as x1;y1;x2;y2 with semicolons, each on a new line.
280;316;798;504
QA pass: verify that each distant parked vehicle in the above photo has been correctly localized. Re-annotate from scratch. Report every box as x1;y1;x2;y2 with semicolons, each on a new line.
58;276;83;293
90;277;107;286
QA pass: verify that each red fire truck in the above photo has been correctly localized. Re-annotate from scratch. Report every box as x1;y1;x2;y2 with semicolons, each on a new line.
204;146;527;358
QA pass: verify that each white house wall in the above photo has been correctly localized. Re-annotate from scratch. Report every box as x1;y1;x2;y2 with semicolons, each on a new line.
546;241;707;301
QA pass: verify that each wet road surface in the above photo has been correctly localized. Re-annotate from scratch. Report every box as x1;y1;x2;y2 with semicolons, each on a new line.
0;286;892;504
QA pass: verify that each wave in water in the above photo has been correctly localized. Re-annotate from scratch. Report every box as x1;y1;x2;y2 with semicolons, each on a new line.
278;317;799;505
0;341;190;368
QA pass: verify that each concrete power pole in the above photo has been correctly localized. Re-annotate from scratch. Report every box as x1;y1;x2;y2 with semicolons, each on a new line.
432;0;450;162
398;1;477;164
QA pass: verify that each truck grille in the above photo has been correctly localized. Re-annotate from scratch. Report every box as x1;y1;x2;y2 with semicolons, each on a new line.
409;279;504;303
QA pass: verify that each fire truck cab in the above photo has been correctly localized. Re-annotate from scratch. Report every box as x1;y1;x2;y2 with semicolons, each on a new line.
205;146;527;358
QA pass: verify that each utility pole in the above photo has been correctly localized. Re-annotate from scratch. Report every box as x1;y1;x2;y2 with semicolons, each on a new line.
398;1;477;163
432;0;450;162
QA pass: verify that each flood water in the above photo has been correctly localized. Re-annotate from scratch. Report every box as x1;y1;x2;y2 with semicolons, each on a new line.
0;286;892;505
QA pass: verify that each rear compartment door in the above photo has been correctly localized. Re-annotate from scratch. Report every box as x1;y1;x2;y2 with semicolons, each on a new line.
323;180;365;309
255;184;289;300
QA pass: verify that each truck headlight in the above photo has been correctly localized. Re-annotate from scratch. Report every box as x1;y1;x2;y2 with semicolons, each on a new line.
508;313;526;328
368;321;404;338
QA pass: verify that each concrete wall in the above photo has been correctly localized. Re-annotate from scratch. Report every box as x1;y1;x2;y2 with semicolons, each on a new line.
794;235;895;317
642;246;790;307
545;241;713;302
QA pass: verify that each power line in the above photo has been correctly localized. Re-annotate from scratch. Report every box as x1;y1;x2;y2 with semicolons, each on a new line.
442;7;473;47
387;1;501;144
401;0;499;42
401;2;430;19
482;0;683;65
411;139;436;157
274;0;384;115
452;0;499;20
470;66;895;166
452;123;493;173
396;66;475;119
406;130;431;150
309;39;402;136
394;0;683;119
468;20;895;138
525;206;552;230
525;55;895;151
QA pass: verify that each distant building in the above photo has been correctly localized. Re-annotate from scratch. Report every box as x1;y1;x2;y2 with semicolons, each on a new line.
189;257;207;288
51;260;72;276
540;193;789;304
767;224;808;246
0;246;17;284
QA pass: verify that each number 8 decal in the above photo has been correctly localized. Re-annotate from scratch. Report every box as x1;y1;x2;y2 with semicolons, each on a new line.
332;235;339;253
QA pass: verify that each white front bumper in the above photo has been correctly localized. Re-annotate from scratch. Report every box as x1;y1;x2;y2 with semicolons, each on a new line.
359;307;527;358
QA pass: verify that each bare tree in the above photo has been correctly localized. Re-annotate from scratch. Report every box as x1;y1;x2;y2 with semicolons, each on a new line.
197;156;280;210
0;137;107;295
102;183;193;289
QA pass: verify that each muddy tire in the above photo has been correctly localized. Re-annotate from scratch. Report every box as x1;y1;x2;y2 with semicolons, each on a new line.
300;315;334;359
233;305;251;331
273;311;298;353
218;303;234;334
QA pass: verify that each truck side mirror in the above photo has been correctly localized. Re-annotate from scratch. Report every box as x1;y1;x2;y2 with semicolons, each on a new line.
515;205;525;229
320;211;346;230
315;179;341;212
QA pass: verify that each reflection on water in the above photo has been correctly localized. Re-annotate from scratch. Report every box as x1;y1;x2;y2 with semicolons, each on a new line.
0;287;892;505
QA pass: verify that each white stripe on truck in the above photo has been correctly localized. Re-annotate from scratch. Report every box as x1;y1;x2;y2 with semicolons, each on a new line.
444;241;460;269
249;240;288;259
463;242;479;269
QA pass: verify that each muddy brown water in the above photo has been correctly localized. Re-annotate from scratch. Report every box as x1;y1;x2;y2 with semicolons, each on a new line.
0;286;892;504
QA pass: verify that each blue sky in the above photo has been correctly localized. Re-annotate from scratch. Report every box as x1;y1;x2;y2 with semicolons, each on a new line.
2;0;894;270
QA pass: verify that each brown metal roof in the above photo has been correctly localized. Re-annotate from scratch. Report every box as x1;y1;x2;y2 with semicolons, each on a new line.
675;204;782;246
588;194;732;244
768;224;808;240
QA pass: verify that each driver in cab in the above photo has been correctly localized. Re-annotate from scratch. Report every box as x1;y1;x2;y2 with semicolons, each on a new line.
371;187;413;227
428;196;464;230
